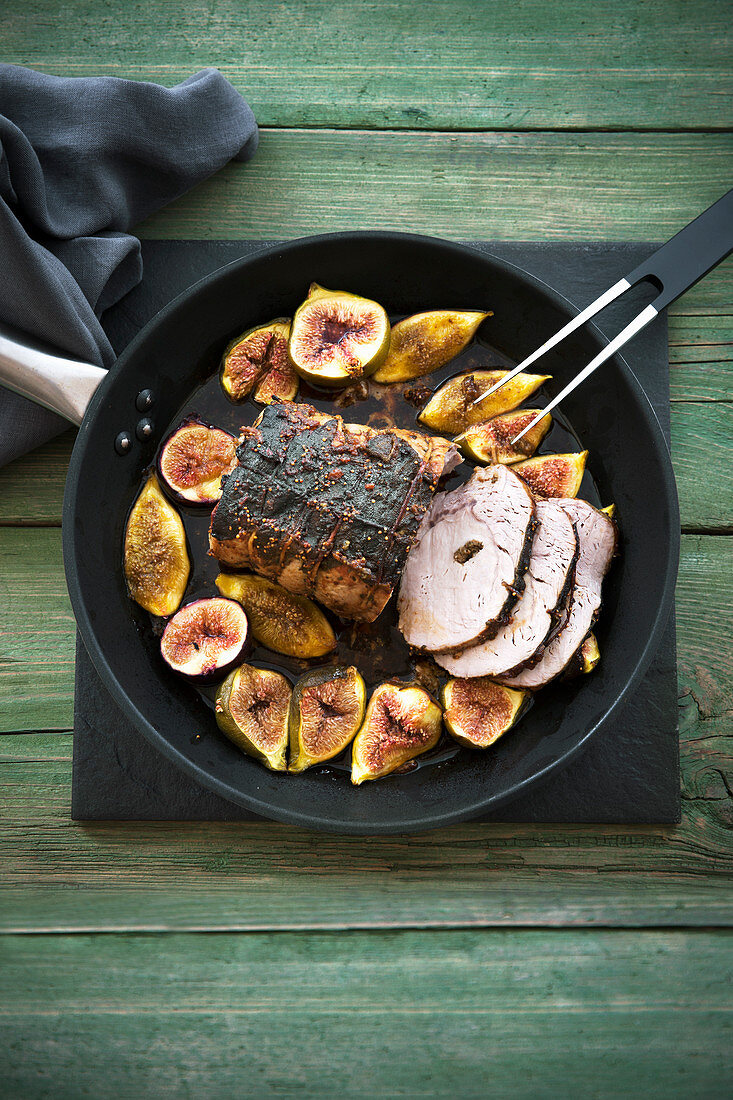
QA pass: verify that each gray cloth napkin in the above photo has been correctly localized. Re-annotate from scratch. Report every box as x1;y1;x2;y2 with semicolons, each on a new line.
0;64;258;466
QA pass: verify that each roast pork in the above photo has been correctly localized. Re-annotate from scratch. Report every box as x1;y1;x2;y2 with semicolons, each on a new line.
435;498;578;678
501;498;617;689
209;403;457;622
397;464;536;652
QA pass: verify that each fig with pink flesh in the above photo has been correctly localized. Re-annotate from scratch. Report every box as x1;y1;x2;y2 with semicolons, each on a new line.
221;319;298;403
351;682;442;784
456;410;552;465
158;418;237;505
442;677;526;749
513;451;588;498
215;663;291;770
160;597;250;680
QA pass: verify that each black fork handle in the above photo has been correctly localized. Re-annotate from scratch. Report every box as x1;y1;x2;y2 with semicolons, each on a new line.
626;188;733;312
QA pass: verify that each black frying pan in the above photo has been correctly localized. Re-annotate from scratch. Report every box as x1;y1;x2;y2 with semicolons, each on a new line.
3;233;680;833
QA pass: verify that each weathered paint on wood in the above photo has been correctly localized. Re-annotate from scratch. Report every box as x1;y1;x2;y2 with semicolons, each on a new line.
134;131;733;242
0;745;730;930
5;0;732;131
0;534;730;932
0;529;75;731
1;931;731;1098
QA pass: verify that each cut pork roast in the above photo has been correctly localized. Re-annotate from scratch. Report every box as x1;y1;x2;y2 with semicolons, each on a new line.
435;498;578;678
397;464;536;653
500;498;617;689
209;403;457;622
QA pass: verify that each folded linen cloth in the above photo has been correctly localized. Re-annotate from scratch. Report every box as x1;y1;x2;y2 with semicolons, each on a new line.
0;65;258;466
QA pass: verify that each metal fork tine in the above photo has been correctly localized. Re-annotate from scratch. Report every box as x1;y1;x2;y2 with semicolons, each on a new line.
511;303;660;445
470;276;632;409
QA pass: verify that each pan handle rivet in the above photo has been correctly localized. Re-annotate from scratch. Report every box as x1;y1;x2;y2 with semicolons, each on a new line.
114;431;133;455
135;389;155;412
136;417;155;441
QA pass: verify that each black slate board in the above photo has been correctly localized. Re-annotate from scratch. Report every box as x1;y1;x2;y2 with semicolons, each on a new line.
72;240;680;824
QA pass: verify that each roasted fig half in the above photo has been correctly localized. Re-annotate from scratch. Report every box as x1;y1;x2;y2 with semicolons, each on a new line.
124;472;190;617
221;319;298;404
372;309;491;383
288;284;390;388
456;410;552;465
513;451;588;498
158;417;237;505
442;677;526;750
563;633;601;680
351;683;442;785
160;597;250;680
216;573;336;658
289;665;366;772
418;370;549;435
215;663;291;770
579;632;601;674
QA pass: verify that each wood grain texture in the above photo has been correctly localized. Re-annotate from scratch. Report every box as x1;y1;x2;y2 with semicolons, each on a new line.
4;0;731;131
134;131;733;242
0;529;75;731
1;931;731;1099
0;535;730;931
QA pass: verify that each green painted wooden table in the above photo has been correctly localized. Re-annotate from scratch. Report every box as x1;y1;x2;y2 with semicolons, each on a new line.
1;3;732;1096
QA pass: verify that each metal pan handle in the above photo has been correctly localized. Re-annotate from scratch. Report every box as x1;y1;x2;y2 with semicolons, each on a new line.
0;323;107;426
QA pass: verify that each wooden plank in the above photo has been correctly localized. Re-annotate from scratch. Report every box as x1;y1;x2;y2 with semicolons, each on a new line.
0;529;75;732
673;403;733;530
1;931;731;1099
0;430;75;527
0;536;730;931
6;0;732;130
1;765;730;930
134;131;733;242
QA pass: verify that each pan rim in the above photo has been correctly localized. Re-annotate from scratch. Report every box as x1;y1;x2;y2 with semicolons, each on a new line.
63;230;680;833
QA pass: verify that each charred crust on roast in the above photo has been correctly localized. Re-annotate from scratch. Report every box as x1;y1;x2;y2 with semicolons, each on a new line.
209;403;448;620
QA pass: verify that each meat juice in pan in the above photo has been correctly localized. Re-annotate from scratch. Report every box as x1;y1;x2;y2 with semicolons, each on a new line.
136;320;602;775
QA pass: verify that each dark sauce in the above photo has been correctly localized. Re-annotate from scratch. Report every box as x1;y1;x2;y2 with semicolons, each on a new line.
138;316;601;777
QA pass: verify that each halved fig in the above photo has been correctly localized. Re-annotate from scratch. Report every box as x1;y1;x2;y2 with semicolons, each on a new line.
158;417;237;505
456;410;552;465
124;472;190;616
288;285;390;388
215;663;291;770
289;665;366;772
418;370;550;435
579;632;600;674
221;319;298;404
442;677;525;750
372;309;491;383
513;451;588;498
160;597;250;680
216;573;336;658
563;633;601;680
351;683;442;785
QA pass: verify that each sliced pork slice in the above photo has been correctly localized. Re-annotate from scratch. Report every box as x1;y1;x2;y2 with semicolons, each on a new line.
397;464;536;652
435;499;578;678
501;498;617;689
